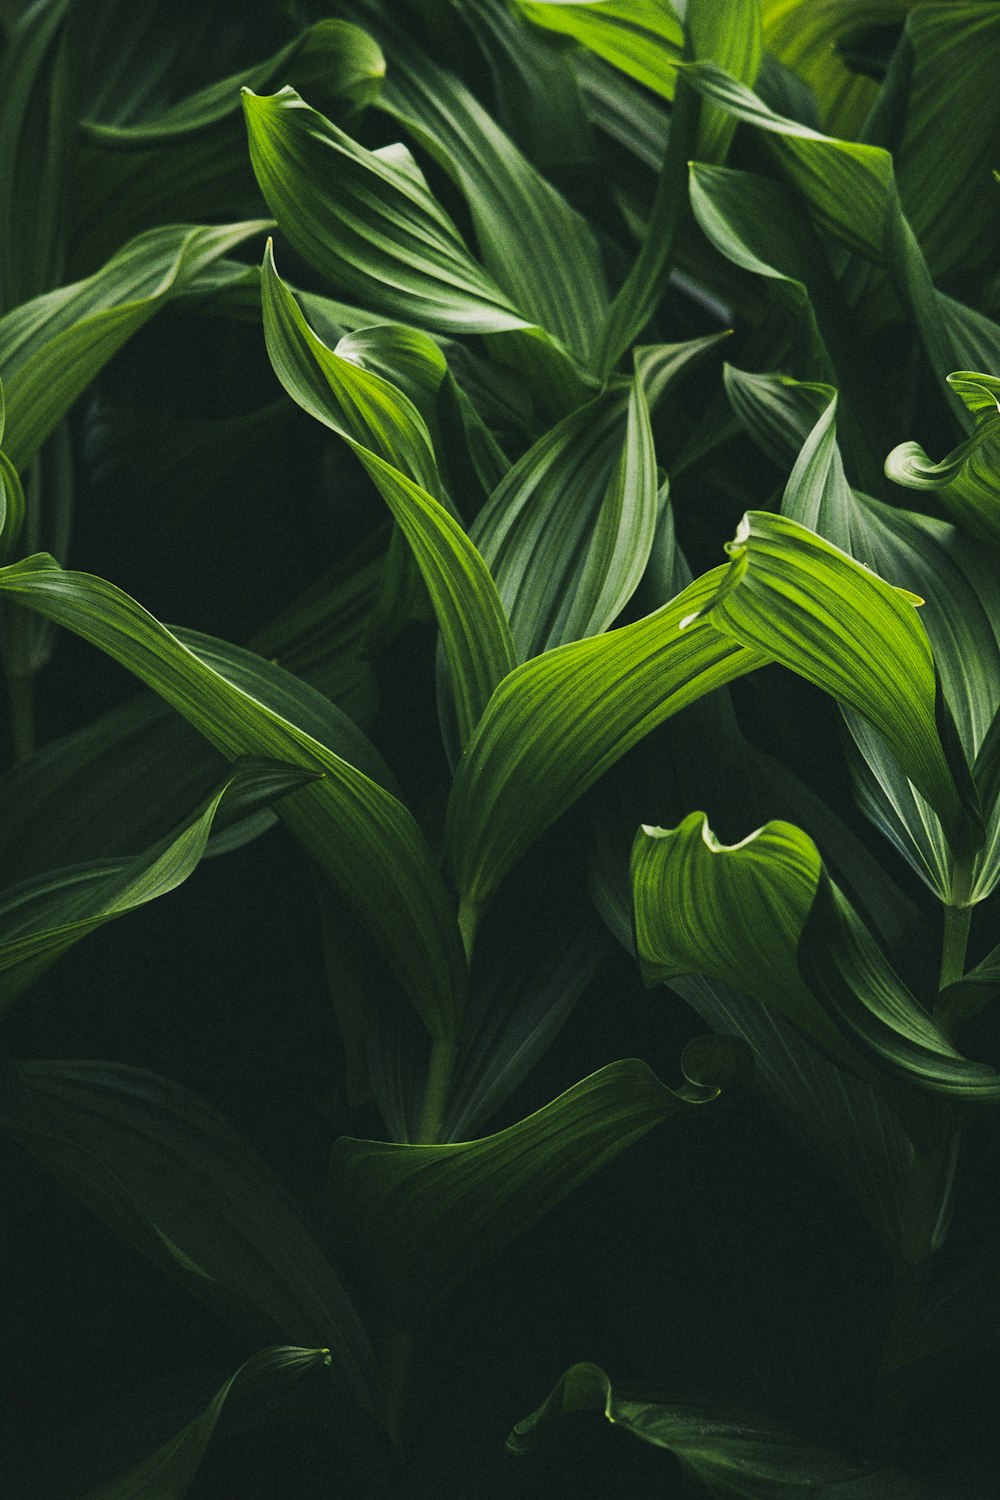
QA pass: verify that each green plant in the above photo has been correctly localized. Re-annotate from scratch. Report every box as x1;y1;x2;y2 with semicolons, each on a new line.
4;1;1000;1494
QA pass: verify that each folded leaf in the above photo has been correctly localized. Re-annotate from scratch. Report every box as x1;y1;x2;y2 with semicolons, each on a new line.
259;246;517;747
507;1363;929;1494
0;555;467;1040
326;1056;729;1326
0;757;315;1015
1;1059;376;1409
80;1346;333;1500
0;220;271;470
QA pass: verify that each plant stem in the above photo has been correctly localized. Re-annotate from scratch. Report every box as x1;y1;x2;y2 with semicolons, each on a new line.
876;1257;931;1444
6;669;34;764
457;896;479;964
938;903;972;993
415;1037;455;1145
379;1322;413;1448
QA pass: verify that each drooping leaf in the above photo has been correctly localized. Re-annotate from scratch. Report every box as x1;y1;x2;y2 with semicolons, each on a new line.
0;757;316;1016
80;1346;334;1500
0;220;272;470
259;246;517;748
445;566;768;931
0;555;467;1040
507;1362;930;1495
326;1056;730;1327
0;1058;376;1409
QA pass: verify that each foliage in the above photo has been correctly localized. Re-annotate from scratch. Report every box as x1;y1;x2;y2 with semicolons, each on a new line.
3;1;1000;1495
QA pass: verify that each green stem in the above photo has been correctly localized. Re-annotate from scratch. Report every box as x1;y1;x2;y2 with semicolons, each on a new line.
938;903;972;994
415;1037;456;1145
457;896;479;965
6;669;34;764
876;1257;931;1444
379;1322;413;1448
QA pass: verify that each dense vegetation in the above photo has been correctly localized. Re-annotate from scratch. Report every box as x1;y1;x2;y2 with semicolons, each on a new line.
4;1;1000;1494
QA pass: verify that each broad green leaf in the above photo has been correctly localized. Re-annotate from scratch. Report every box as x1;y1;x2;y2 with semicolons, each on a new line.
592;752;953;1267
0;555;467;1040
634;815;1000;1102
685;510;979;863
80;19;384;146
0;220;271;471
80;1346;333;1500
513;0;684;100
633;813;855;1064
0;1058;376;1408
375;45;608;365
507;1363;929;1495
445;566;768;928
260;246;517;747
0;757;315;1016
326;1056;729;1326
886;370;1000;546
0;448;24;564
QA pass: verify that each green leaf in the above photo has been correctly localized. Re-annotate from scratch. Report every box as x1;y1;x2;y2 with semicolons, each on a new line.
375;44;608;365
633;815;1000;1103
326;1056;728;1326
597;0;762;373
472;356;664;658
80;19;384;147
0;220;272;471
259;246;517;748
507;1363;929;1495
0;757;316;1016
760;0;899;136
80;1346;334;1500
0;1059;376;1408
886;370;1000;546
632;813;855;1064
513;0;685;101
446;566;768;926
686;510;980;864
0;555;467;1040
0;0;72;310
896;4;1000;282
